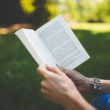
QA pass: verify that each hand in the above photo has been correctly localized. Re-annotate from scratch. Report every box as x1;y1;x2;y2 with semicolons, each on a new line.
37;65;80;107
37;65;96;110
59;67;93;92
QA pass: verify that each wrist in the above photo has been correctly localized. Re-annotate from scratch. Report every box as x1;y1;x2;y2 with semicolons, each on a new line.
64;90;81;110
64;89;96;110
62;89;80;108
85;78;104;94
82;78;94;93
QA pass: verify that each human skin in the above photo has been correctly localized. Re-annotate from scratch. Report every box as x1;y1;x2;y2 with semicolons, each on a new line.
37;65;96;110
59;67;110;93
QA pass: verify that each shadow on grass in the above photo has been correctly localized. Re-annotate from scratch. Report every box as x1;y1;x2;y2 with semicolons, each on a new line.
0;30;110;110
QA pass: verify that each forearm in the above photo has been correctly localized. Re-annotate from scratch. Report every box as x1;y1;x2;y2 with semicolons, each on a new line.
64;90;96;110
85;78;110;93
101;79;110;93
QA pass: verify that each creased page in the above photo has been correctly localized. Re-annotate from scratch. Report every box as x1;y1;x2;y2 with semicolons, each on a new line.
36;16;90;69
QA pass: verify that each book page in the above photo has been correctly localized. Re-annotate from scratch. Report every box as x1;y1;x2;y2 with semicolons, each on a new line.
36;16;90;69
15;29;57;67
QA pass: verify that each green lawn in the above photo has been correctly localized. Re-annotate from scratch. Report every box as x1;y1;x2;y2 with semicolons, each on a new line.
0;26;110;110
73;23;110;33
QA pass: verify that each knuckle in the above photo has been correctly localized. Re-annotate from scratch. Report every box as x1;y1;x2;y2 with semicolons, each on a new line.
37;67;41;72
41;80;45;86
44;74;49;79
45;74;51;79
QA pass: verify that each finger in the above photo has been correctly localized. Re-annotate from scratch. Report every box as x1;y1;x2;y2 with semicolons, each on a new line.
43;95;59;104
58;66;74;77
41;80;52;92
37;66;50;79
58;66;69;73
58;66;64;71
40;88;48;95
40;88;53;97
46;64;64;75
53;65;73;77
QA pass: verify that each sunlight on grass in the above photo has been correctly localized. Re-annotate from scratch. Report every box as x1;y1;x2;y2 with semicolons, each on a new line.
73;23;110;33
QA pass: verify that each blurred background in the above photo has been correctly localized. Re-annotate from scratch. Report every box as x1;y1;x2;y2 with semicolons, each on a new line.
0;0;110;110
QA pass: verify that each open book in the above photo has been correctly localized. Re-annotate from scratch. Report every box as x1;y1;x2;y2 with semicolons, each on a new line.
15;15;90;69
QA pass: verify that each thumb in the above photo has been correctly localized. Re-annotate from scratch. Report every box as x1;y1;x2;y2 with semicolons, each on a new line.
37;66;50;79
46;64;64;75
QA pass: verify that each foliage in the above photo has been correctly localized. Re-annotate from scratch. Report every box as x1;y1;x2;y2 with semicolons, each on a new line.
19;0;110;23
93;0;110;22
46;0;77;19
0;0;109;26
20;0;37;14
46;0;110;22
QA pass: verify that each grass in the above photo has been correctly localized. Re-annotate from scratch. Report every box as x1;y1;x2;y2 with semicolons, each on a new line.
0;24;110;110
73;23;110;33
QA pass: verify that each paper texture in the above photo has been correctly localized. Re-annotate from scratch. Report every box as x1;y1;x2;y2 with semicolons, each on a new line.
36;16;90;69
15;29;57;67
